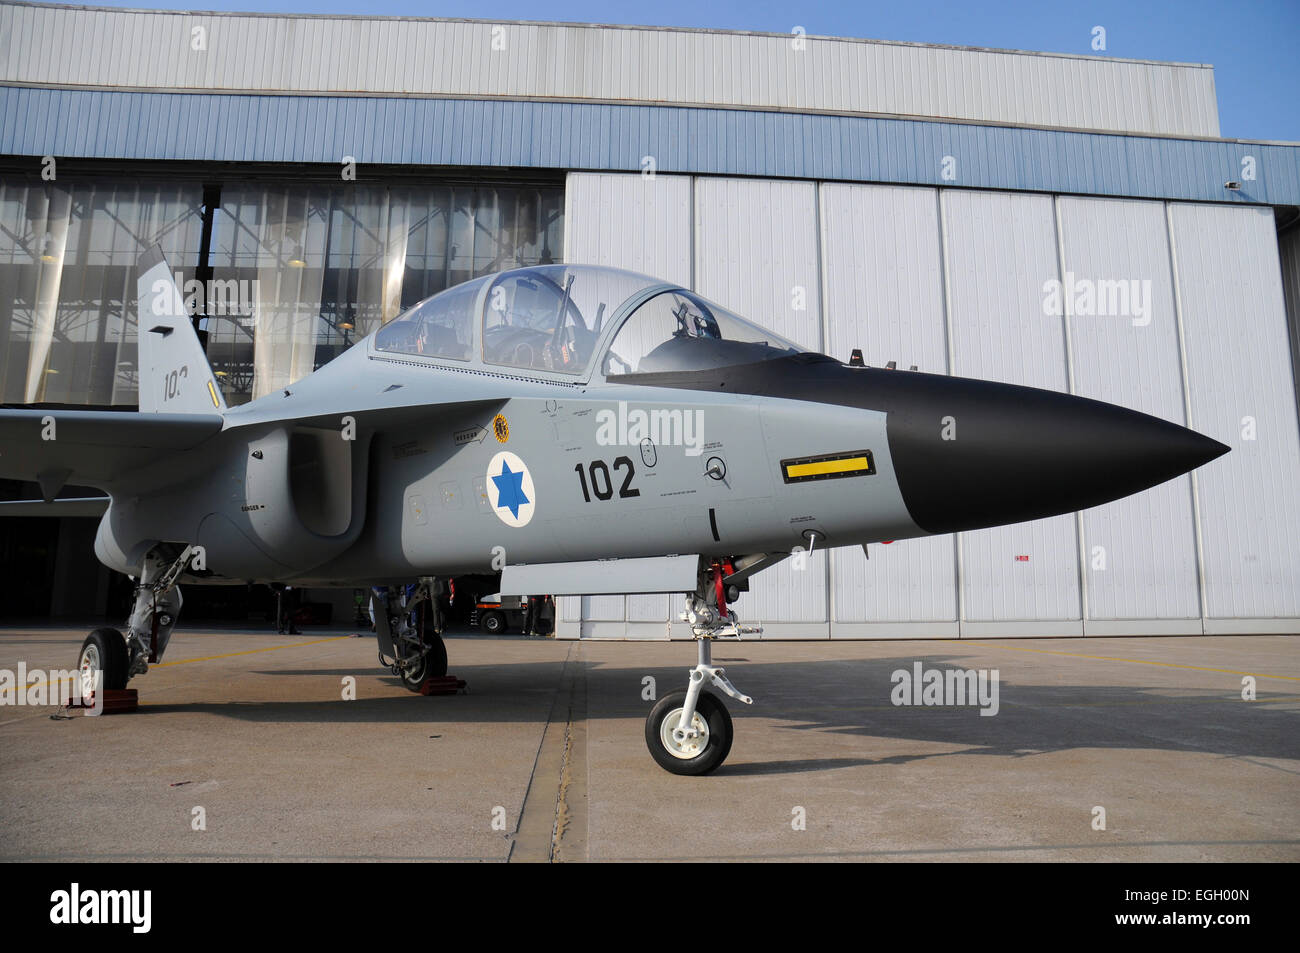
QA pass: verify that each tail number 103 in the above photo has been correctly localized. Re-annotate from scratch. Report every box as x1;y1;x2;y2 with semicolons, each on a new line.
575;457;640;502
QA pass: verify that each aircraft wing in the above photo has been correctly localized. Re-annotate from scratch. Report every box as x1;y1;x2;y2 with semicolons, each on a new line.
0;409;223;498
0;496;110;517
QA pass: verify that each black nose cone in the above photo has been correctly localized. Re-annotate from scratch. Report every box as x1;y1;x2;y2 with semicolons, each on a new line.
883;373;1230;535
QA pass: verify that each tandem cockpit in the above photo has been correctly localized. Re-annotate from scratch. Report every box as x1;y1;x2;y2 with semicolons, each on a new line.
370;264;805;379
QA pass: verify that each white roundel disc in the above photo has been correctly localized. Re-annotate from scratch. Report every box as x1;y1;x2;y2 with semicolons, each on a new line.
486;450;536;528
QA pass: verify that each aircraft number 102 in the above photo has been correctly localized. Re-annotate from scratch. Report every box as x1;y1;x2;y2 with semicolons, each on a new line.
575;457;640;502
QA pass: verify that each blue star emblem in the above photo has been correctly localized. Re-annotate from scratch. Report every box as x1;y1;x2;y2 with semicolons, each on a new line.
492;460;530;518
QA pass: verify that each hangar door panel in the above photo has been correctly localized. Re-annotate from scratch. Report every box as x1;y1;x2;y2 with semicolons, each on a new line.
1170;204;1300;619
564;172;692;286
694;177;822;350
695;177;828;631
942;190;1082;623
1058;197;1200;621
565;172;692;634
820;183;958;625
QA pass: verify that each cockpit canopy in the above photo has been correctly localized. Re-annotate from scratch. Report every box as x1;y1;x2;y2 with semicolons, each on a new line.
371;264;805;377
603;287;803;376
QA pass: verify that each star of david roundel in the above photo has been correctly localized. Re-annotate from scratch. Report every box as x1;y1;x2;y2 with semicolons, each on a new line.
486;450;536;528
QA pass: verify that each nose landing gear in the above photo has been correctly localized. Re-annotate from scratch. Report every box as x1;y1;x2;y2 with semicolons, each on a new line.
645;561;761;775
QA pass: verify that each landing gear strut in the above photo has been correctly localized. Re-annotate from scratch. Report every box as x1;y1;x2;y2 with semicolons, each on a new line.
644;561;760;775
372;578;449;692
76;544;195;699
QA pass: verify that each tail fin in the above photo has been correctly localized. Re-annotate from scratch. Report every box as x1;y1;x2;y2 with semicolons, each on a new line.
137;245;227;414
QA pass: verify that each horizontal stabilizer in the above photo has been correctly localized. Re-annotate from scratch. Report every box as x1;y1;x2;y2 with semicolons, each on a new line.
500;555;700;596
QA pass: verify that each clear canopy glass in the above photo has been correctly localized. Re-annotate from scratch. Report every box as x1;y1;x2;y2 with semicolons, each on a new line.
372;274;491;360
481;265;661;374
372;264;806;378
603;288;804;376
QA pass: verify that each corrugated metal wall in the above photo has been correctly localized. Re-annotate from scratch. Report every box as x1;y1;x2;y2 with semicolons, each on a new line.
4;87;1297;207
563;171;1300;638
1169;204;1300;628
0;3;1221;136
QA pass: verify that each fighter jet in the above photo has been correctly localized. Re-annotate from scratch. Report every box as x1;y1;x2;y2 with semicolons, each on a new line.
0;248;1228;774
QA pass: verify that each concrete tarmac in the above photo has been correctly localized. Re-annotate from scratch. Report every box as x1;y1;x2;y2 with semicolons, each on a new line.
0;626;1295;862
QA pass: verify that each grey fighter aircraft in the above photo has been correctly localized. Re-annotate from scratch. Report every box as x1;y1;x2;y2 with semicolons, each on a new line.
0;248;1229;774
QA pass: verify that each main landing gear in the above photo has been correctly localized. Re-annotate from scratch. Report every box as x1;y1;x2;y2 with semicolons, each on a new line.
76;544;195;705
645;561;761;775
372;578;449;692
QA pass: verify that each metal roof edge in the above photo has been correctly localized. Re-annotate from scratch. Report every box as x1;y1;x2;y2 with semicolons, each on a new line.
1;82;1267;143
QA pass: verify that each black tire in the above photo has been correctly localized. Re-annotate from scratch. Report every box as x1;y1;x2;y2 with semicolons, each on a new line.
398;631;449;692
645;689;733;776
78;628;128;701
480;610;507;635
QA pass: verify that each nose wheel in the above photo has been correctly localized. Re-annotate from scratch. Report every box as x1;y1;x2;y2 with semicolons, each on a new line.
645;689;733;775
644;561;760;775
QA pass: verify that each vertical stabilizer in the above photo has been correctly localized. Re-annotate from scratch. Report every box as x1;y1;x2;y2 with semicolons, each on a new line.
136;245;227;414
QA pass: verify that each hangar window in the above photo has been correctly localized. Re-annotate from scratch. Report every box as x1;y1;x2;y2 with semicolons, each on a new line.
482;266;659;375
373;275;489;360
604;289;803;377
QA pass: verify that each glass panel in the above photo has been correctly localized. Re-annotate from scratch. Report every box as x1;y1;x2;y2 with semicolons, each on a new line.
374;275;490;360
482;265;662;375
0;176;204;405
0;176;562;407
207;183;564;404
604;288;804;377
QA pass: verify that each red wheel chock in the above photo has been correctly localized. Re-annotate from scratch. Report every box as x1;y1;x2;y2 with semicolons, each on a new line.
418;676;467;696
68;689;139;715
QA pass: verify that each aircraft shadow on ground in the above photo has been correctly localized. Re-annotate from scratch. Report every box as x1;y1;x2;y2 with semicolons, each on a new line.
128;653;1300;775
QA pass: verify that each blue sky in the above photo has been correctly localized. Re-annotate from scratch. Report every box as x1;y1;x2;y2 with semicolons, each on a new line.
67;0;1300;141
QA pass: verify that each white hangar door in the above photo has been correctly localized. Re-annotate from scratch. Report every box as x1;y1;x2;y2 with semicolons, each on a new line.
819;183;959;637
692;177;829;638
562;171;693;638
1057;197;1202;633
1170;204;1300;631
941;190;1083;634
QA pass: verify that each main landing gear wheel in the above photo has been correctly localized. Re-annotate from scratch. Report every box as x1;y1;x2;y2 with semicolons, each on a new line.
645;689;733;776
78;627;128;703
399;631;448;692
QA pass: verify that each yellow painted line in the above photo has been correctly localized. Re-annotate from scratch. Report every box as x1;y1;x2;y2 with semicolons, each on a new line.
156;635;354;668
10;635;355;690
955;640;1300;682
786;456;870;479
207;379;220;408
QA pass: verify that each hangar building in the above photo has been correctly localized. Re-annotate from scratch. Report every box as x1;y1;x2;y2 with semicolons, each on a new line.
1;2;1298;638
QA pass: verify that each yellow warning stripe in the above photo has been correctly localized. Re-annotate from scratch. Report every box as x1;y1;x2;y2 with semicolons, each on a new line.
786;456;871;479
207;379;220;408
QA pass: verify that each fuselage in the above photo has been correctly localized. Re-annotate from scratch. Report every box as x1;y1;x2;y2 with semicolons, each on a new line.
92;266;1227;585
